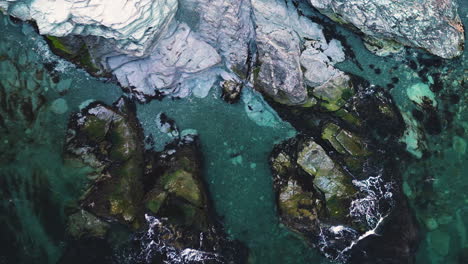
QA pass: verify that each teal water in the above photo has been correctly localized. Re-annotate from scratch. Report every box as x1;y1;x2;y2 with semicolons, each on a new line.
0;1;467;263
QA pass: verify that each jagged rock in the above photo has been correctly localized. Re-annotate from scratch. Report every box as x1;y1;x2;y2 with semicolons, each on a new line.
308;0;465;58
179;0;255;77
3;0;178;57
252;0;349;106
107;22;221;101
63;99;247;263
312;73;353;111
271;136;357;225
322;123;370;157
65;98;145;225
43;35;105;76
271;147;326;239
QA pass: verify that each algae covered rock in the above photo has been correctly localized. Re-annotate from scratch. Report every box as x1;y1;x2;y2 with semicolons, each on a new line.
322;123;370;157
271;136;358;231
268;76;417;262
63;98;247;263
65;97;144;225
221;80;242;104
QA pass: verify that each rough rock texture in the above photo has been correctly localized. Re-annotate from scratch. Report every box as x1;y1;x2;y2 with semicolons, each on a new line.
269;76;419;262
65;97;145;225
62;98;247;263
2;0;178;56
107;22;222;101
253;0;350;106
309;0;465;58
179;0;255;77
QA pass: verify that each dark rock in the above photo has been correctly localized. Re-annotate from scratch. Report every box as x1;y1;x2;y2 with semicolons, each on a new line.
221;80;243;104
63;98;248;263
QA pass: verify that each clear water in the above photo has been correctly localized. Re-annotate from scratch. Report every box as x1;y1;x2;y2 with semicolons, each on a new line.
0;0;467;263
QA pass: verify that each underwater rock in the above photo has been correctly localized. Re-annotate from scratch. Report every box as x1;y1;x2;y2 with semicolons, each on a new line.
3;0;178;57
407;83;437;108
63;98;247;263
67;209;110;240
308;0;465;58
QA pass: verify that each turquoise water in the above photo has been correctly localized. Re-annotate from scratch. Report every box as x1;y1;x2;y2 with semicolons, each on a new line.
0;1;467;263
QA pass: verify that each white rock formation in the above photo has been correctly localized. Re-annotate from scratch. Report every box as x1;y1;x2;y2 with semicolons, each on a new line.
308;0;465;58
2;0;178;56
107;22;222;101
253;0;349;105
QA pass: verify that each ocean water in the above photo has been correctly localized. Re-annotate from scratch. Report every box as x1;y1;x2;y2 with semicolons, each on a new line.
0;1;467;264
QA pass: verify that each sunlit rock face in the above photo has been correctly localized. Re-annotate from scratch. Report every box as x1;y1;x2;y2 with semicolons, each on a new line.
2;0;178;57
179;0;255;77
309;0;465;58
107;22;222;101
252;0;349;106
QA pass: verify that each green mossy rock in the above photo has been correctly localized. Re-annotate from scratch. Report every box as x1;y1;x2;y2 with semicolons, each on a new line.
322;123;370;157
45;35;103;76
161;169;203;207
312;74;354;111
66;98;145;226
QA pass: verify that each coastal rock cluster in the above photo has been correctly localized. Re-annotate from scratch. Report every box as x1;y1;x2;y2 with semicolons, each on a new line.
61;98;246;263
309;0;465;58
0;0;465;263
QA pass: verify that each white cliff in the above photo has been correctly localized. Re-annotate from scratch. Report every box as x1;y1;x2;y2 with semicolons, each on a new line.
2;0;178;56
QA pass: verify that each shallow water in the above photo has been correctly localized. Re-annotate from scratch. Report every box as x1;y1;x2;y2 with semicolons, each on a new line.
0;1;467;264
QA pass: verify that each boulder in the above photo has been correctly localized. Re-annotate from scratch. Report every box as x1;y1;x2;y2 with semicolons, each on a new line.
63;98;247;263
308;0;465;58
252;0;349;106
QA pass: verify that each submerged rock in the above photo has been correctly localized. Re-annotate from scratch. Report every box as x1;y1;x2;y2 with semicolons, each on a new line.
3;0;178;57
308;0;465;58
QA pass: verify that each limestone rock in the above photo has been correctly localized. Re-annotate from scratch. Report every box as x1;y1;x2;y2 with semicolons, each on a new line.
308;0;465;58
107;22;221;101
4;0;178;57
179;0;255;77
253;0;349;106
